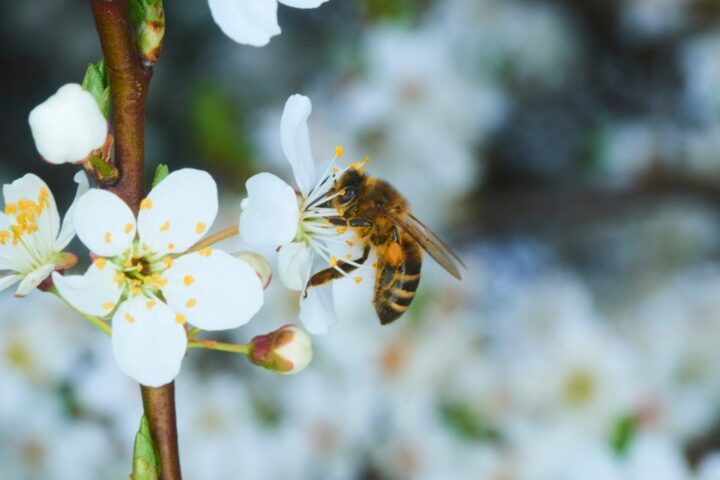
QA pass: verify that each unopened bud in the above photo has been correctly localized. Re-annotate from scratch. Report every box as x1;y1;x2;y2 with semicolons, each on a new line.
234;251;272;289
249;325;313;374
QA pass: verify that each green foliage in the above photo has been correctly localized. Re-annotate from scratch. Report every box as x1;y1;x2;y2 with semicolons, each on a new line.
610;414;638;456
190;85;255;184
359;0;433;23
81;59;110;119
132;416;160;480
439;402;500;442
151;163;170;189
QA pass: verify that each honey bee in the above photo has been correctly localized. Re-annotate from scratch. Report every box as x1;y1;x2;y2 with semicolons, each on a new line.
307;168;465;324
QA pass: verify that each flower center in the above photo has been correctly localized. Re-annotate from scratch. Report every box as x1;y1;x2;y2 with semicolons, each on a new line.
2;188;51;245
111;244;172;297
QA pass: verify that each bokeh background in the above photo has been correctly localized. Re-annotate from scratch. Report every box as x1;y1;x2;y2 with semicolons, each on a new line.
3;0;720;478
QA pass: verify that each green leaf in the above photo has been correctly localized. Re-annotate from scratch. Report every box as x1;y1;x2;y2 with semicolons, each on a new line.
132;416;160;480
151;164;170;189
610;414;637;456
81;59;111;119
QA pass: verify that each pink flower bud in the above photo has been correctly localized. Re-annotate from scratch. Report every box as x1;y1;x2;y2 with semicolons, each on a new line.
249;324;312;374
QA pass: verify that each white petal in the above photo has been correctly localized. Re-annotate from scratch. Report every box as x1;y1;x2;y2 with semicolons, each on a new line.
73;189;136;257
3;173;61;254
281;94;316;196
299;285;337;335
111;296;187;387
239;173;299;248
55;171;90;251
208;0;280;47
0;274;22;293
0;213;38;273
14;263;56;297
162;250;263;331
137;169;217;256
279;0;330;8
52;264;123;317
28;83;107;164
278;241;312;291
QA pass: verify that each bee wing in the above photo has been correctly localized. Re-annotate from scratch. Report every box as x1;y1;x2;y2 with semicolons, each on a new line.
385;211;465;280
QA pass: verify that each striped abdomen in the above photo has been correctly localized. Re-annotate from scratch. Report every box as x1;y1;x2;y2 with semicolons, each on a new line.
374;233;423;324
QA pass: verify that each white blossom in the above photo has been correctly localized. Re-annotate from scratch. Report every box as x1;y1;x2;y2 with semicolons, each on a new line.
208;0;330;47
0;172;88;296
53;169;264;387
240;94;362;334
28;84;107;165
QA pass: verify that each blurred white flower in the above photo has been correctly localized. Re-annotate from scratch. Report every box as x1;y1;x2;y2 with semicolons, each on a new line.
249;324;313;374
208;0;330;47
240;94;359;334
53;169;264;387
28;84;107;165
0;172;87;297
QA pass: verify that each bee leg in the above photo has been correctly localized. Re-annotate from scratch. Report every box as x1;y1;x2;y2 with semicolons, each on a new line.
305;245;371;295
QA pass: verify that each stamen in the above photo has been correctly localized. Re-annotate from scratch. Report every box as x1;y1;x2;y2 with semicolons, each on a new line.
94;258;107;269
196;222;207;234
345;254;352;260
125;313;135;323
335;145;344;157
102;302;114;310
198;247;212;257
355;276;363;284
140;198;153;210
130;286;142;296
146;300;156;310
330;256;338;267
162;257;174;269
124;223;133;234
184;275;194;286
167;243;176;250
115;273;126;284
176;313;187;324
104;232;112;244
4;203;16;215
186;298;197;308
160;220;171;232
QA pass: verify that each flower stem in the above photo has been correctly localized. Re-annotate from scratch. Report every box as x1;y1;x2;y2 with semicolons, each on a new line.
91;1;180;479
187;338;251;355
189;225;239;252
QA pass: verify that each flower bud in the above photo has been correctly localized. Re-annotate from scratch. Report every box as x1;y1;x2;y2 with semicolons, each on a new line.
233;251;272;289
28;83;108;165
249;324;313;374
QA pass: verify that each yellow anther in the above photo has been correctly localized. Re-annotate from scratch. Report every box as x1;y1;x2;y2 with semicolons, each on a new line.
196;222;207;234
372;262;378;269
124;258;133;268
183;275;195;286
142;244;149;251
124;223;133;234
114;273;126;284
140;198;153;210
124;313;135;324
132;251;141;259
162;257;174;269
136;263;143;273
104;231;112;244
363;156;370;164
345;254;352;260
4;203;16;215
186;298;197;308
337;227;347;235
102;302;114;310
198;247;212;257
175;313;187;325
330;256;338;267
146;300;157;310
355;276;363;284
346;240;354;247
167;243;176;250
94;258;107;269
0;231;9;245
338;209;345;216
160;220;170;232
131;286;141;296
335;145;344;157
131;278;142;286
332;167;339;174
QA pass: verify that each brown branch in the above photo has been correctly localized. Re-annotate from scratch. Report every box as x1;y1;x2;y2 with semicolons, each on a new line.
92;0;151;213
91;1;181;479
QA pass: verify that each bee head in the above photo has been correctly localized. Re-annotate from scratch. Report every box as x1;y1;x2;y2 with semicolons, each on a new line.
332;168;364;210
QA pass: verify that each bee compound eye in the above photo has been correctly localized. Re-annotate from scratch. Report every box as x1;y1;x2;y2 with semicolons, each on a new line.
339;187;357;203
